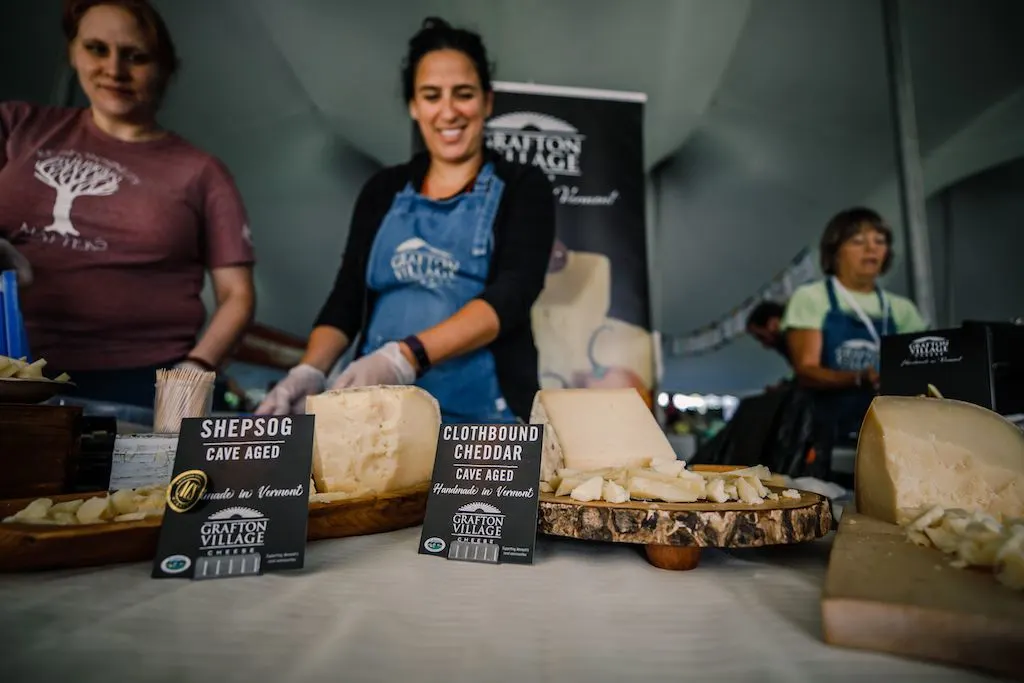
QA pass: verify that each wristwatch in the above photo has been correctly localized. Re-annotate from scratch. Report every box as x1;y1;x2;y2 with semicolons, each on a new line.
185;356;217;373
402;335;431;378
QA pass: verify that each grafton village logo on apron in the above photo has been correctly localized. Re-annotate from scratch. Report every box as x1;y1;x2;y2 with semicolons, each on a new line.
834;338;879;371
16;149;140;252
389;237;460;290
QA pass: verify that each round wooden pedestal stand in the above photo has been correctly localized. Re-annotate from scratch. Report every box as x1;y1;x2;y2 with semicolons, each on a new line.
644;545;703;570
538;488;833;571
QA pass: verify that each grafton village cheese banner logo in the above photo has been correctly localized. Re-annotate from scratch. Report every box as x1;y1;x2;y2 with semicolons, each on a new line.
485;111;619;207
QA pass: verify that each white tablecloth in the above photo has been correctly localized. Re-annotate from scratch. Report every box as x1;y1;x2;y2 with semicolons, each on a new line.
0;528;1006;683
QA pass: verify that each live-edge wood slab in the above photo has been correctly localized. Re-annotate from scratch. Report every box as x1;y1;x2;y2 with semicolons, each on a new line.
0;484;428;573
822;512;1024;681
538;486;832;571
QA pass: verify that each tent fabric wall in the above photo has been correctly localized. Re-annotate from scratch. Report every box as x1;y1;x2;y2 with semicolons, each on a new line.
929;158;1024;326
1;0;1021;396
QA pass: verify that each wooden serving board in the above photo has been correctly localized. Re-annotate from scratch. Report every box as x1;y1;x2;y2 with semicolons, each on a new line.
538;482;832;571
822;512;1024;681
0;484;428;573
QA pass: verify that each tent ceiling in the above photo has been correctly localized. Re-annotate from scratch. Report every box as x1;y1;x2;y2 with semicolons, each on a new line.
245;0;752;171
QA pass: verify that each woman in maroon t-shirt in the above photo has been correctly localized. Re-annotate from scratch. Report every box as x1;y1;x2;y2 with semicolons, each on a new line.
0;0;255;408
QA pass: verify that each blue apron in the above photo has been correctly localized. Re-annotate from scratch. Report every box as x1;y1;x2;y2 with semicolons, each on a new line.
816;277;895;440
360;162;517;424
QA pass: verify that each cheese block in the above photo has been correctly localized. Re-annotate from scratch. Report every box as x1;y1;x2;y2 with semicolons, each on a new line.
856;396;1024;525
305;386;441;498
530;388;677;482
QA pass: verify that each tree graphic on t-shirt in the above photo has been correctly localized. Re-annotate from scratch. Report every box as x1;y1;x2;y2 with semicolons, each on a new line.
34;153;122;237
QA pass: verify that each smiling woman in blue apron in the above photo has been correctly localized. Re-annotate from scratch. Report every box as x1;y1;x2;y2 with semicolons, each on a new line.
256;17;555;424
781;207;928;477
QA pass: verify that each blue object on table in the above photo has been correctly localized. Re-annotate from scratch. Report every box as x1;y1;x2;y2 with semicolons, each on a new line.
0;270;31;360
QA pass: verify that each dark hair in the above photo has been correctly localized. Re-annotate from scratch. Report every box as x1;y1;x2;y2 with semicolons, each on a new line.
746;300;786;328
62;0;180;91
818;206;894;276
401;17;493;102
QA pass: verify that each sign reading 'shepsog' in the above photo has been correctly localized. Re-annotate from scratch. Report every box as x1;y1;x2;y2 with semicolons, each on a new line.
152;415;315;580
419;423;543;565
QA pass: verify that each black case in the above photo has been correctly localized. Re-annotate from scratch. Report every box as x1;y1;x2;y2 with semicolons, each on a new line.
880;320;1024;422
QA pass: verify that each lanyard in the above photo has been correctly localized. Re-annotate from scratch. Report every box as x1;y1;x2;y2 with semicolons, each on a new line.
831;276;889;347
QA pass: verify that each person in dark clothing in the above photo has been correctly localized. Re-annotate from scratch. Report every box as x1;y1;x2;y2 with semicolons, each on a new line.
746;300;791;365
257;17;555;423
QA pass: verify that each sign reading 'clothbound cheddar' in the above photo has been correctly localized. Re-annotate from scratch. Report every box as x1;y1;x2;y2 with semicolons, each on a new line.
419;423;543;565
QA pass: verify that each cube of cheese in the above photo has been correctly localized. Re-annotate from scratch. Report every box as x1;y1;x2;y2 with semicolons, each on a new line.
602;479;630;504
855;396;1024;525
531;388;677;482
306;386;441;497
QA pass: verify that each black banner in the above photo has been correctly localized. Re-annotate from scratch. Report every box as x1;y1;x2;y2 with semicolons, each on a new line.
413;82;655;408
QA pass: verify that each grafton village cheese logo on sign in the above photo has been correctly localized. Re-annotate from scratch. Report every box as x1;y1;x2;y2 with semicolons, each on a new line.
199;506;269;555
903;335;961;366
452;502;505;540
419;423;543;565
152;415;315;580
485;111;619;207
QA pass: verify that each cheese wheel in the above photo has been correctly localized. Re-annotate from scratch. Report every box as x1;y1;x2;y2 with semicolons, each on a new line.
306;386;441;497
855;396;1024;525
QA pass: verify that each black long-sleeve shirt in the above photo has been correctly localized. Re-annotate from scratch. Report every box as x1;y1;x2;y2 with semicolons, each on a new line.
314;150;556;420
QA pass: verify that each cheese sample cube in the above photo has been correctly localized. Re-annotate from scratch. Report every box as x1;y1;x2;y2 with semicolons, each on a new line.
306;386;441;498
856;396;1024;525
530;388;677;482
569;476;604;503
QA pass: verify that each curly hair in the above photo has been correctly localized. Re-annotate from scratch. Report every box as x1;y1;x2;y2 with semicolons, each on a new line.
401;17;494;102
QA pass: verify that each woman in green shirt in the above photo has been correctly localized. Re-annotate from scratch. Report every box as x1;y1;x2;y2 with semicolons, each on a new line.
782;207;927;477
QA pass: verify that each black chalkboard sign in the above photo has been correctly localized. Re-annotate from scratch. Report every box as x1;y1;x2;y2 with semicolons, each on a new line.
418;423;543;565
151;415;315;580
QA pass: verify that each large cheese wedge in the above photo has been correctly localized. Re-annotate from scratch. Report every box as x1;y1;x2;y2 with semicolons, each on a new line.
530;388;677;482
305;386;441;498
855;396;1024;525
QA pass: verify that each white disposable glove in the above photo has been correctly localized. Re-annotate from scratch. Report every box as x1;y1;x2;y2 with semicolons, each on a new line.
255;364;326;415
0;238;33;286
330;341;416;390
